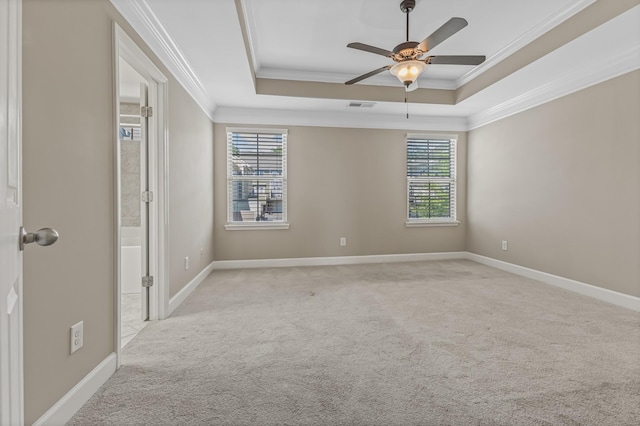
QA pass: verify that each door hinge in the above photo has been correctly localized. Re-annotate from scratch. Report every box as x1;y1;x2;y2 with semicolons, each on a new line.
140;106;153;118
142;275;154;288
141;191;153;202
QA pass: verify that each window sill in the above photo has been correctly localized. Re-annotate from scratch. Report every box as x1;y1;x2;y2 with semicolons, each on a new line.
405;220;460;228
225;223;290;231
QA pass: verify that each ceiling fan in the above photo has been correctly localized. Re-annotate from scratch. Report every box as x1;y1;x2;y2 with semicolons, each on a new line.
345;0;486;87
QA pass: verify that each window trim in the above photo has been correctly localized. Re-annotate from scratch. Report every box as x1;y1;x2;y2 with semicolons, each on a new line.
225;127;288;230
405;133;458;227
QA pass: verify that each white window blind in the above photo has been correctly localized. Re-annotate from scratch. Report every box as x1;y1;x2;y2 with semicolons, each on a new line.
227;129;287;226
407;135;457;222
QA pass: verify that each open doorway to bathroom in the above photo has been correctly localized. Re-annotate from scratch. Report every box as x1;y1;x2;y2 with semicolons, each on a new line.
114;24;170;364
118;57;149;347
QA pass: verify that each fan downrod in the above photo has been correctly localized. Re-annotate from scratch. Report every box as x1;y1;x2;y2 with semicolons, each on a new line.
400;0;416;13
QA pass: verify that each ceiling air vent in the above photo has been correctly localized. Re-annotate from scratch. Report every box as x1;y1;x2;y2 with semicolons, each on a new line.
348;101;376;108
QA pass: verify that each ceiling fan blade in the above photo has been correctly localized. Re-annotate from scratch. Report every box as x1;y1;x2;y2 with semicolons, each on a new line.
347;42;394;58
345;65;392;85
417;17;468;54
427;55;486;65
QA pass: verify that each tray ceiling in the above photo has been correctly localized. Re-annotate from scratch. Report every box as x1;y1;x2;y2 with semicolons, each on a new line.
111;0;640;130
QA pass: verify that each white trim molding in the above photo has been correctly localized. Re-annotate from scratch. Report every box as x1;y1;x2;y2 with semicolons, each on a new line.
405;221;460;228
225;223;290;231
32;353;117;426
456;0;598;87
214;106;468;132
467;44;640;130
110;0;216;120
465;253;640;312
212;252;467;270
168;261;216;316
211;252;639;312
466;4;640;130
238;0;260;81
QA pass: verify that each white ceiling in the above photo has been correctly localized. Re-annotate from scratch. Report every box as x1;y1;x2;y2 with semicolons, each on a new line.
111;0;640;130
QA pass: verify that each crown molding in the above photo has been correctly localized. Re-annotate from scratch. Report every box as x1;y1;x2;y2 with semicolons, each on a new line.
114;0;635;133
216;43;639;134
217;40;640;134
110;0;216;120
239;0;260;78
241;0;457;91
456;0;598;87
467;45;640;130
242;0;598;92
213;106;468;132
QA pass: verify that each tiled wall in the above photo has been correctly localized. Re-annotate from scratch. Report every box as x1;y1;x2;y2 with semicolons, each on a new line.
120;103;140;227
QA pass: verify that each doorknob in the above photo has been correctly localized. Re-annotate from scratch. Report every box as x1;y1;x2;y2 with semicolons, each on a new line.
20;226;59;251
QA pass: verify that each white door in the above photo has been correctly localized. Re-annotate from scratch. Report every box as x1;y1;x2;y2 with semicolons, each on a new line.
0;0;23;424
139;83;150;321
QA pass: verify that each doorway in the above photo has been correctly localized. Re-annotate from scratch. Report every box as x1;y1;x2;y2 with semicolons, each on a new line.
114;24;169;365
118;58;149;347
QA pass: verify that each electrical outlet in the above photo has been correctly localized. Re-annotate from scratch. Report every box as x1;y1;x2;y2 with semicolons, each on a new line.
70;321;83;354
184;256;190;270
200;248;204;257
502;240;508;251
340;237;347;247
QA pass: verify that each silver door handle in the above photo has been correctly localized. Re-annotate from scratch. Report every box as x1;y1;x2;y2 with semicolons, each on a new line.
20;226;59;251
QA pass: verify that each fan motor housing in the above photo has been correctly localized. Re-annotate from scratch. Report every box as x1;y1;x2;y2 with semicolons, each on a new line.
393;41;420;60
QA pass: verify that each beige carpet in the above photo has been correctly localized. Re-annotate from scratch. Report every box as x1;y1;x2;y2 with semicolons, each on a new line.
69;260;640;425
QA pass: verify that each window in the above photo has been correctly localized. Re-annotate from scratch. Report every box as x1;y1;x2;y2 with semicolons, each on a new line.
226;128;288;229
406;134;457;225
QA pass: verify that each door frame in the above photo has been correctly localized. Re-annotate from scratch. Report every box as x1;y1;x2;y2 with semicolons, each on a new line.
113;24;169;367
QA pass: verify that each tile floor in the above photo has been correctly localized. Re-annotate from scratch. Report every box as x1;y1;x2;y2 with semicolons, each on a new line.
121;293;148;348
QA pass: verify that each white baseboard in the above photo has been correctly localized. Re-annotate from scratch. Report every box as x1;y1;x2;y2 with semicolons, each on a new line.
33;353;117;426
212;252;467;270
465;253;640;312
212;251;639;312
168;261;215;316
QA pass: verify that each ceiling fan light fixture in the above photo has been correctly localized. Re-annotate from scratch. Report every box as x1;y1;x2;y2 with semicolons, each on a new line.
390;60;426;86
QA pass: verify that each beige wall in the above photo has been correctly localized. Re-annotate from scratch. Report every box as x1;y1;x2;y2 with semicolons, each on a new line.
467;70;640;297
168;84;214;298
22;0;214;423
214;124;467;260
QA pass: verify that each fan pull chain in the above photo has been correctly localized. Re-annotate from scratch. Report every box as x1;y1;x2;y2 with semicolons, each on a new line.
405;87;409;119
